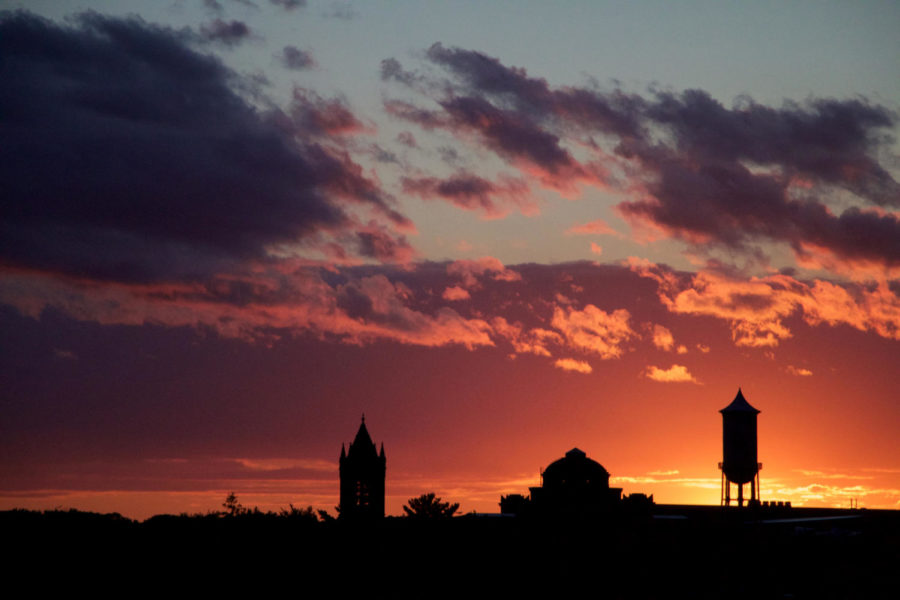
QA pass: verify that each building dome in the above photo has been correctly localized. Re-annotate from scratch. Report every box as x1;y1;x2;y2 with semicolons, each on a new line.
541;448;610;490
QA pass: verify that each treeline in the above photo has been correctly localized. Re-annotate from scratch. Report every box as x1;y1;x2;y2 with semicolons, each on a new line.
4;503;898;598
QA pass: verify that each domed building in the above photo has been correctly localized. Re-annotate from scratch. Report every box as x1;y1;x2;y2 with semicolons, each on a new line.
527;448;623;515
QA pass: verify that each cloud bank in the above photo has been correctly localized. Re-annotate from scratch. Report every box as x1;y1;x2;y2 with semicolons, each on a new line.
0;11;407;284
382;43;900;275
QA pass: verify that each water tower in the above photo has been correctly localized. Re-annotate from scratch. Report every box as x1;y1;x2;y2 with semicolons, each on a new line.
718;388;761;506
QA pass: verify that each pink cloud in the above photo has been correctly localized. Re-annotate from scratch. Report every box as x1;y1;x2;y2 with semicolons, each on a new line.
566;219;621;237
550;303;635;359
630;260;900;347
286;87;370;136
651;324;675;351
442;286;470;301
447;257;522;288
554;358;592;374
491;317;560;357
644;364;699;383
0;267;495;350
786;365;813;376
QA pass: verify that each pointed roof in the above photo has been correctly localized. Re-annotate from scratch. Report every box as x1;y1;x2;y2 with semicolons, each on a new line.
720;388;760;414
347;415;378;458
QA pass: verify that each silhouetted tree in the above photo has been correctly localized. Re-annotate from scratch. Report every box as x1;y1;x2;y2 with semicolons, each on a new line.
222;492;246;516
403;493;459;518
317;509;336;523
279;504;318;522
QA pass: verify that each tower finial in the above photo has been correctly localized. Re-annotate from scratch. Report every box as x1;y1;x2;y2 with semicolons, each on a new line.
361;412;365;423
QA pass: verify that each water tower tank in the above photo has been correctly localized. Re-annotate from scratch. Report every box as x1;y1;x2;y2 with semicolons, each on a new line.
719;388;761;506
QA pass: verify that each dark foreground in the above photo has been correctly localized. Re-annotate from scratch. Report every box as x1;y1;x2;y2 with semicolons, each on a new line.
4;505;898;598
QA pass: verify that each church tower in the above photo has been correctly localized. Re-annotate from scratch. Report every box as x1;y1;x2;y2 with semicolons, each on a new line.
339;415;386;519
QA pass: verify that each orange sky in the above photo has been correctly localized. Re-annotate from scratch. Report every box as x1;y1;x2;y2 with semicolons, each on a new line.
3;278;898;520
1;3;898;520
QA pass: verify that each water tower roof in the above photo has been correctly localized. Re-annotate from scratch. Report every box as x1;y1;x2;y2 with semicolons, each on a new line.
720;388;760;414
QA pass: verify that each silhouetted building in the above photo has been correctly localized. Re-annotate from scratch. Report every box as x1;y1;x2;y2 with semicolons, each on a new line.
339;415;385;520
719;388;761;507
499;493;530;515
528;448;623;516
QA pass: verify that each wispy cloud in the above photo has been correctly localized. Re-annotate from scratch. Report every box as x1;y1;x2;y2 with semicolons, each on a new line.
786;365;813;376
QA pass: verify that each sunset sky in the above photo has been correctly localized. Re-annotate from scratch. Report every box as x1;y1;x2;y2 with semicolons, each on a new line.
2;0;899;519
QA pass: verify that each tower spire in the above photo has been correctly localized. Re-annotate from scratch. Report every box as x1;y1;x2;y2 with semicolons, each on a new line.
339;416;385;520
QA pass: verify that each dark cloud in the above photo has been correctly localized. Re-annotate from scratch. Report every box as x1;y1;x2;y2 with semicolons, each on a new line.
437;146;460;164
355;224;415;263
0;11;406;282
794;205;900;266
438;96;574;173
619;154;794;245
401;172;533;218
199;18;252;46
385;95;590;188
396;132;417;148
423;43;644;138
385;43;900;269
369;144;399;164
617;131;900;266
645;90;899;206
383;99;445;130
425;43;553;112
203;0;224;13
279;45;315;70
384;46;616;190
270;0;306;10
380;58;420;86
283;88;364;136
